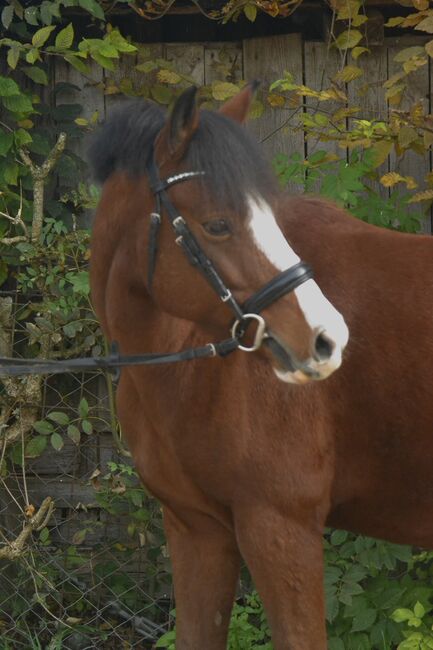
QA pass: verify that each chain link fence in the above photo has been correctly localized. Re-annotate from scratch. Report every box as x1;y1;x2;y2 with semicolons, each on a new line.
0;290;173;649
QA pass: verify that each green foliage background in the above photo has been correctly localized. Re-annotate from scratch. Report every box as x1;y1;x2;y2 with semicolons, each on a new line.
1;1;433;648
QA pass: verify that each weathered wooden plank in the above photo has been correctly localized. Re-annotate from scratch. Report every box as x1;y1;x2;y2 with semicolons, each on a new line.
164;43;205;86
204;42;243;85
21;476;97;508
54;58;105;129
348;45;389;198
388;43;431;232
243;34;304;191
304;41;343;161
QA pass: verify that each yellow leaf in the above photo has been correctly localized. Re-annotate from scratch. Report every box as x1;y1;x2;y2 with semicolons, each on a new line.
403;56;427;74
267;93;285;107
406;176;418;190
415;15;433;33
424;131;433;148
211;81;239;101
352;46;369;60
333;107;360;121
334;65;363;83
335;29;363;50
425;39;433;57
352;14;368;26
157;69;182;84
398;126;419;148
414;0;429;8
402;13;425;28
248;99;264;119
394;46;425;62
336;0;361;20
244;4;257;21
75;118;88;126
104;84;119;95
408;189;433;202
410;102;424;127
380;172;406;187
370;140;393;167
295;85;323;98
17;119;33;129
385;16;405;27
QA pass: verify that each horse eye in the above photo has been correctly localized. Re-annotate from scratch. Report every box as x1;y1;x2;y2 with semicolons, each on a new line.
202;219;231;237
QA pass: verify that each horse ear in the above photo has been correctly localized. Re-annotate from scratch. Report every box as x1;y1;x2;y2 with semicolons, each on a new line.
219;81;259;123
157;86;199;159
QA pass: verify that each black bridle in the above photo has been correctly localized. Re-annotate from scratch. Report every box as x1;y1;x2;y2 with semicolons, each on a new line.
146;152;313;352
0;152;313;378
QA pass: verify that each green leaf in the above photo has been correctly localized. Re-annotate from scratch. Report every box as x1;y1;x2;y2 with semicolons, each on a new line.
24;6;39;26
0;259;8;287
2;93;33;114
7;47;20;69
72;528;87;545
0;76;20;97
55;23;74;49
414;602;426;618
47;411;70;426
151;84;173;105
50;432;64;451
39;526;50;543
135;60;157;73
32;25;55;47
78;397;89;418
22;66;48;85
81;419;93;435
25;48;41;64
1;4;14;29
0;129;13;156
392;608;414;623
67;424;81;445
65;54;90;74
14;128;32;147
25;435;48;458
90;50;115;70
4;162;18;185
34;420;55;435
78;0;105;20
351;608;377;632
330;529;348;545
97;42;119;58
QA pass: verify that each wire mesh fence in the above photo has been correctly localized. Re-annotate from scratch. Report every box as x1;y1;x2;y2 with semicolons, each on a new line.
0;291;173;649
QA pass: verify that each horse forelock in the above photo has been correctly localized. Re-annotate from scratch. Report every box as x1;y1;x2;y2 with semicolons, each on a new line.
87;99;277;214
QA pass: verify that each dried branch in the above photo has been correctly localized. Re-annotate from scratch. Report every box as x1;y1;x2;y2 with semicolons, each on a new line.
0;497;54;561
19;132;67;242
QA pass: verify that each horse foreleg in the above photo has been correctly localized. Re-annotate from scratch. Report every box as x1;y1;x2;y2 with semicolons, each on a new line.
163;507;241;650
235;506;327;650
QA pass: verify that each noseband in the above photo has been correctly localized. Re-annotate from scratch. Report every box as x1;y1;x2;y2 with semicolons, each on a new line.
146;152;313;354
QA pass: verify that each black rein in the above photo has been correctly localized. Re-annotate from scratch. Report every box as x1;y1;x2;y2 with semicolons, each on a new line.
0;151;313;378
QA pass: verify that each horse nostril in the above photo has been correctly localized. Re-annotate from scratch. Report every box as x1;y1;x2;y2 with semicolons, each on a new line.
313;330;335;362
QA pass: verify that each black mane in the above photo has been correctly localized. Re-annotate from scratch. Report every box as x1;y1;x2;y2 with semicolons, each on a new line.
87;99;276;211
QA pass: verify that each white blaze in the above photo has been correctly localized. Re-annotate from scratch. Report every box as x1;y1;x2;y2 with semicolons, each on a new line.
247;196;349;375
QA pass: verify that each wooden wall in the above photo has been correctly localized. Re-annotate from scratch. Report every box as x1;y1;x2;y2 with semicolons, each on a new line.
55;33;432;230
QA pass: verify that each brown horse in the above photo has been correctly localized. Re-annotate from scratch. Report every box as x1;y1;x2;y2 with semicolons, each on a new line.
89;86;431;649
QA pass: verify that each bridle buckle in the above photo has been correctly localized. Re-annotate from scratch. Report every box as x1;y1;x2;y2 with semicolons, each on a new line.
231;313;267;352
